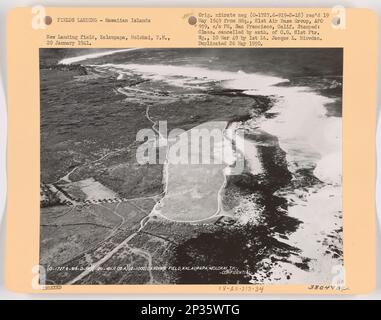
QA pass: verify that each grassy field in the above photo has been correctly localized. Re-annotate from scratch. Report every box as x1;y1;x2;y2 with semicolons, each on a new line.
40;48;343;284
42;200;150;284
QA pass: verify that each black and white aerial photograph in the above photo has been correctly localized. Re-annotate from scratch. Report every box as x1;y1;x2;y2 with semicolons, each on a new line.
39;48;343;285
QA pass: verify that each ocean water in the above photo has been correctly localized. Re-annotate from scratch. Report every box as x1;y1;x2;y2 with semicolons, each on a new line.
58;48;343;284
87;57;341;187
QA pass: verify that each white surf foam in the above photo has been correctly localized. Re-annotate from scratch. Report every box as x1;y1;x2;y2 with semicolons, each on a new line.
98;63;286;89
100;63;341;185
100;61;343;282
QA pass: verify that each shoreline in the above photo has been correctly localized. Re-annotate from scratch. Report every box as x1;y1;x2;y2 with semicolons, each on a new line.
40;49;343;285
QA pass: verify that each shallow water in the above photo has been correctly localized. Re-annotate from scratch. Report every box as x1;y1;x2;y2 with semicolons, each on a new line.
59;48;343;284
